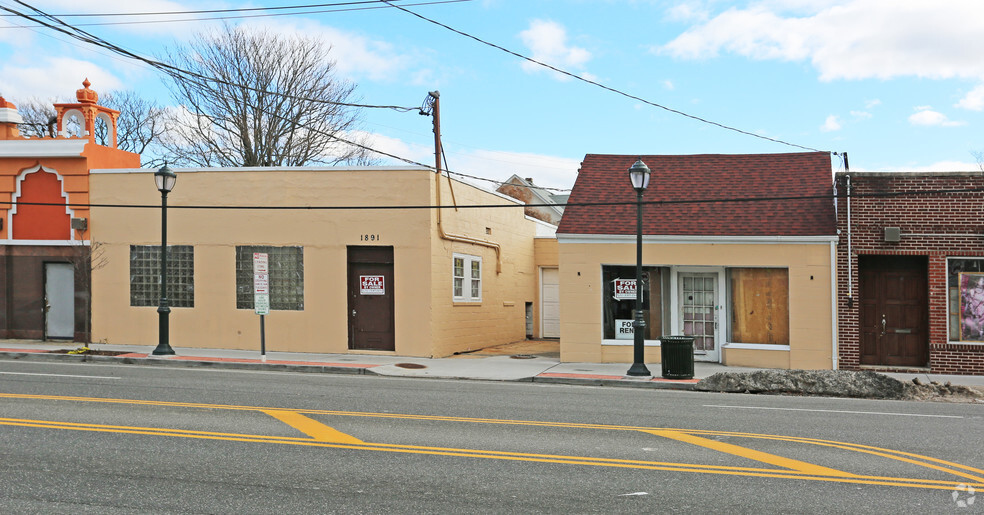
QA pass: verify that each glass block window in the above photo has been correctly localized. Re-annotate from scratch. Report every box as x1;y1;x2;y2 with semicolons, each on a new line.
129;245;194;307
236;246;304;311
453;253;481;302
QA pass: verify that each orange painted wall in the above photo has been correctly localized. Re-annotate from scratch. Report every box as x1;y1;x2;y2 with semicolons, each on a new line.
12;169;70;240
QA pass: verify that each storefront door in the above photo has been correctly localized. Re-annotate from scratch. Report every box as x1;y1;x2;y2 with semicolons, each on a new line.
44;262;74;339
347;246;395;351
678;271;721;362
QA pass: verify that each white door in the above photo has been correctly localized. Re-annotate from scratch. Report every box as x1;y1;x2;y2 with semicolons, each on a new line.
44;263;75;339
541;268;560;338
679;272;720;362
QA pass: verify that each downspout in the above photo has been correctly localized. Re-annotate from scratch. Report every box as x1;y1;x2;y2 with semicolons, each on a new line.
426;91;502;273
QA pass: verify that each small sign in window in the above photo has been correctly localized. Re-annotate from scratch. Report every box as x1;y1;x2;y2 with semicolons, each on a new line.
613;279;637;300
360;275;385;295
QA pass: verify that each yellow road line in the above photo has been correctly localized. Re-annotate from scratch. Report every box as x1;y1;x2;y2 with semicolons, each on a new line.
262;410;363;444
0;416;979;491
645;429;855;477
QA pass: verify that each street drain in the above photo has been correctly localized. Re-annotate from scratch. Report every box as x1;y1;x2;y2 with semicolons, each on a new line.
394;363;427;369
510;354;537;359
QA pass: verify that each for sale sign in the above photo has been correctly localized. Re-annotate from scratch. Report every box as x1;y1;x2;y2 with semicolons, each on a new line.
613;279;637;300
360;275;385;295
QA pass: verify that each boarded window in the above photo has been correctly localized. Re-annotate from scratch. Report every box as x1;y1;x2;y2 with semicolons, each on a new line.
729;268;789;345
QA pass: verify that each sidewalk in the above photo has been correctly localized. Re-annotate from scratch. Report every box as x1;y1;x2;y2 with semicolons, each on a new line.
1;339;982;391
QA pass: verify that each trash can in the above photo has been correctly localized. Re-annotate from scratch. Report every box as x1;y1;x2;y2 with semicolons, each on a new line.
660;335;695;379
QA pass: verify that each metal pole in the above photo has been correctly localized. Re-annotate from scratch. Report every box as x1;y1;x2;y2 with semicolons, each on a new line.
627;188;651;376
152;189;175;356
260;314;266;362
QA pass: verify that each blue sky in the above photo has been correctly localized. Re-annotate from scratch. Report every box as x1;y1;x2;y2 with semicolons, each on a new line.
1;0;982;191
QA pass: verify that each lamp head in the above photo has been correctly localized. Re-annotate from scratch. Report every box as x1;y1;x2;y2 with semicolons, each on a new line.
628;158;651;192
155;164;176;194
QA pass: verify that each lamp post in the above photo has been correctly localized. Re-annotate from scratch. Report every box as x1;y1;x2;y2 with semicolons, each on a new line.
626;158;652;377
152;164;177;356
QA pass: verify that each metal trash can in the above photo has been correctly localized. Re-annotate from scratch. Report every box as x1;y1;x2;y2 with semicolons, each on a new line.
660;335;695;379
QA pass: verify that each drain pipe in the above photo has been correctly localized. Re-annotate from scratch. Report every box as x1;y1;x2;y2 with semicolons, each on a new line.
425;91;502;273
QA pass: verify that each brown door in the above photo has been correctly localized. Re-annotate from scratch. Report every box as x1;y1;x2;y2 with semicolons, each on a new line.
347;246;395;351
859;256;928;367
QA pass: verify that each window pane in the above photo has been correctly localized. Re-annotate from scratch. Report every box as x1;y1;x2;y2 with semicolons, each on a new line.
236;246;304;310
454;278;463;297
453;258;464;278
602;266;665;340
729;268;789;345
471;261;480;279
949;259;984;341
130;245;194;308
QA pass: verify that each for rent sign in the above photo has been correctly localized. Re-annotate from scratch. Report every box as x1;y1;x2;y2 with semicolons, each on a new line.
360;275;385;295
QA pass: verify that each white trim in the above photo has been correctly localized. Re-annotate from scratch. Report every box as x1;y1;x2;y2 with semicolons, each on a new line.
10;164;78;242
0;139;86;157
602;340;661;346
60;109;87;138
558;234;838;245
830;241;838;370
723;343;791;351
0;240;89;246
90;165;433;174
452;252;482;303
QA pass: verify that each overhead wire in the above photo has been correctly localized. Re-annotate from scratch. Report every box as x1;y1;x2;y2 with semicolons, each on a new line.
380;0;829;154
0;0;473;28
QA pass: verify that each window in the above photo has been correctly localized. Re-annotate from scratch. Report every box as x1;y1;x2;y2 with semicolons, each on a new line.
948;258;984;342
728;268;789;345
129;245;194;307
453;253;481;302
602;266;668;340
236;246;304;310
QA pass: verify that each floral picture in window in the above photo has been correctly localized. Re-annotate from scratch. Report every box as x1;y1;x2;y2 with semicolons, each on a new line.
959;272;984;342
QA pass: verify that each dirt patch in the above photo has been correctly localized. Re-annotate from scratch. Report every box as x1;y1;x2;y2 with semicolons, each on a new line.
695;370;984;403
47;349;132;357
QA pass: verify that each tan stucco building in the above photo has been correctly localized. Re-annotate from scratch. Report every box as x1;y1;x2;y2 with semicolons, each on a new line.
89;166;556;357
556;152;839;369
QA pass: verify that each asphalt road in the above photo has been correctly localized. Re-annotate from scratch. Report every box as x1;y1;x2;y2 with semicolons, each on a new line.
0;359;981;514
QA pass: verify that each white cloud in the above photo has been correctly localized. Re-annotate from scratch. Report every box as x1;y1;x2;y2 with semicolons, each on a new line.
850;110;871;120
0;58;123;100
908;106;965;127
956;84;984;111
663;79;675;90
518;20;591;80
659;1;984;81
865;99;882;109
820;114;840;132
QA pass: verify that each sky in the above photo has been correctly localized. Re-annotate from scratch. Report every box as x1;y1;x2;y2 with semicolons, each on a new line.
0;0;982;192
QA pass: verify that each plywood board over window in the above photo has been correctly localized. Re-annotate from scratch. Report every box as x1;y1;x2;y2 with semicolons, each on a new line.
730;268;789;345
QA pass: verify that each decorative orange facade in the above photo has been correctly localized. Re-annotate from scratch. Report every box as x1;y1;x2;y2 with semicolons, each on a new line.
0;80;140;340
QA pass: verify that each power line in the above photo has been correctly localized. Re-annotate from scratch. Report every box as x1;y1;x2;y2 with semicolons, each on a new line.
381;0;829;154
1;1;418;112
0;0;452;17
5;184;983;211
0;1;472;28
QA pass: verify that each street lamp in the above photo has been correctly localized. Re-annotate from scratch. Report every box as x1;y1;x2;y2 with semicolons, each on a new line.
626;158;652;377
152;164;177;356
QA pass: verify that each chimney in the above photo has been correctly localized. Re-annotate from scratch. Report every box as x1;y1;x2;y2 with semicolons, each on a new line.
0;96;23;140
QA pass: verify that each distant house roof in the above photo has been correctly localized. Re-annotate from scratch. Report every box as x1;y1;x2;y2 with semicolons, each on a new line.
557;152;836;237
496;175;565;225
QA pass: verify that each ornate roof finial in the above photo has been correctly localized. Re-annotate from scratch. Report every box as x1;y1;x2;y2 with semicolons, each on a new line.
76;78;98;104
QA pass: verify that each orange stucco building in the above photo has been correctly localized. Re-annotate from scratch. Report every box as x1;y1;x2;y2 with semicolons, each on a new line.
0;80;139;340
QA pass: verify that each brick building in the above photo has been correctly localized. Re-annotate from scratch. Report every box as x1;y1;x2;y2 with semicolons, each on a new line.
836;171;984;375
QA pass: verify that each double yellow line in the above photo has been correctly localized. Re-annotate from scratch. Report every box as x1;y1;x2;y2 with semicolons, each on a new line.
1;393;981;491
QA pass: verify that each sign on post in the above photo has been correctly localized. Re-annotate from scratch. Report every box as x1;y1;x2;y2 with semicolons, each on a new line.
253;253;270;315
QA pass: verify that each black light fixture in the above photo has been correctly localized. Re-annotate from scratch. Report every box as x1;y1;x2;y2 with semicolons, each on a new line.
152;164;176;356
626;158;652;377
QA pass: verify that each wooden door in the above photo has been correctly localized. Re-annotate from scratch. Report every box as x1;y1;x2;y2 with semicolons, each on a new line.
347;246;395;351
859;256;928;367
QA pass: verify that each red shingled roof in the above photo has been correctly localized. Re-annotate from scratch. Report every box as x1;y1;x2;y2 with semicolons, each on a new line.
557;152;836;236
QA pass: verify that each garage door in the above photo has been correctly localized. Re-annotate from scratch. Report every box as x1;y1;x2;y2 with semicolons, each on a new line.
541;267;560;338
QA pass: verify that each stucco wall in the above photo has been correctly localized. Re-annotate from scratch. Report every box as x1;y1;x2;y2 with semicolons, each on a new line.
89;167;436;355
558;239;835;369
428;178;539;356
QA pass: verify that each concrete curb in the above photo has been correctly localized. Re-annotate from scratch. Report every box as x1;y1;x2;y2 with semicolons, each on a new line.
0;350;697;390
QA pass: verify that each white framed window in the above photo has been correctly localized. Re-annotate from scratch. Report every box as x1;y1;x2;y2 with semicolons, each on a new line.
453;253;482;302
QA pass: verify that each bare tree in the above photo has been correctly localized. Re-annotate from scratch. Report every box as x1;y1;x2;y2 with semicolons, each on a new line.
100;90;168;167
161;25;376;167
15;98;59;138
972;151;984;172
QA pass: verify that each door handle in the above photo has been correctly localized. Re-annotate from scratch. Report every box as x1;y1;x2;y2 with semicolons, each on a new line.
352;309;357;317
881;315;886;336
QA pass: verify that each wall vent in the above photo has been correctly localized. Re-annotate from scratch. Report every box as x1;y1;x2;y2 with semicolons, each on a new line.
884;227;901;242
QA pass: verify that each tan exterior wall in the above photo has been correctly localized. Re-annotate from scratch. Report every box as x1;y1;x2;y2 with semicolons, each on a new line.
90;167;436;355
428;179;539;356
558;239;835;369
534;238;559;339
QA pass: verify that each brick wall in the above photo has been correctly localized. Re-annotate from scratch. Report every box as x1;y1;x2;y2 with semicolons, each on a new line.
836;172;984;375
